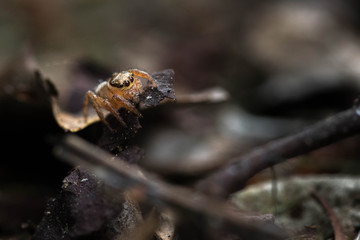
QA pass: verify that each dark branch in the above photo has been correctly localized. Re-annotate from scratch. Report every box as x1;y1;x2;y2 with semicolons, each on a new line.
55;135;287;240
196;107;360;198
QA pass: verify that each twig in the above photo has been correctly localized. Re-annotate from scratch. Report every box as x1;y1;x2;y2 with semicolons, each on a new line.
311;192;346;240
54;135;287;240
196;107;360;198
175;87;230;104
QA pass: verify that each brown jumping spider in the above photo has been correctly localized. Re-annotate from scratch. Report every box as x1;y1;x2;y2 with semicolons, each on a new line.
83;69;157;130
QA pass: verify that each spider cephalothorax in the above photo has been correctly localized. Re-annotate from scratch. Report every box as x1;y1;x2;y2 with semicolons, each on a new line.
83;69;156;130
109;71;134;88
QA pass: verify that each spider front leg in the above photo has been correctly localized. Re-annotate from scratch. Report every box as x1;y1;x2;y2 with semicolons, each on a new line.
83;91;96;123
128;69;157;87
112;94;142;117
84;91;126;130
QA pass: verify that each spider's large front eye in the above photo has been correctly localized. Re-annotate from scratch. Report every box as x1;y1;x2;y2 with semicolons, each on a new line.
110;79;123;88
124;80;130;87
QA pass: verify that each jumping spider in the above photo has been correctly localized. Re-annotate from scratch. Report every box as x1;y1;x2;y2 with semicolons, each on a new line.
83;69;157;130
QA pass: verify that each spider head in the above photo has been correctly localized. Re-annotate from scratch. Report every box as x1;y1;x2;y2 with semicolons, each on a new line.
109;71;135;89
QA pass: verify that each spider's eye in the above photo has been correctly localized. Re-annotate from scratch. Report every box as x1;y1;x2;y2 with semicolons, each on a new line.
124;80;130;87
129;75;134;82
110;79;123;88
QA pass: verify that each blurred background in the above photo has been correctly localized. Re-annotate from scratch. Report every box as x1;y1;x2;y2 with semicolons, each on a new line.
2;0;360;109
2;0;360;114
2;0;360;235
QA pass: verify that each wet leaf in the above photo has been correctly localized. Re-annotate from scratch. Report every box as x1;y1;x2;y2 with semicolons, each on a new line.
139;69;176;109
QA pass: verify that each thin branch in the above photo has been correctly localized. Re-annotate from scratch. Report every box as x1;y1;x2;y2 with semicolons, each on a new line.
175;87;230;104
196;107;360;198
55;135;287;240
311;192;346;240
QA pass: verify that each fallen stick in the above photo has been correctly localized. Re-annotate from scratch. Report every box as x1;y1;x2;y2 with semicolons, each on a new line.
55;134;287;240
196;107;360;198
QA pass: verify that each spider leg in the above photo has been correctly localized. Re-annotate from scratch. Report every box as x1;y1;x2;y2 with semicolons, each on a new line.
84;91;105;123
128;69;157;87
84;91;116;130
112;94;142;117
102;100;127;127
83;91;91;122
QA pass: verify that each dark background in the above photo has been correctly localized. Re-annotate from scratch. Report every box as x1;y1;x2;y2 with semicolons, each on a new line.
2;0;360;236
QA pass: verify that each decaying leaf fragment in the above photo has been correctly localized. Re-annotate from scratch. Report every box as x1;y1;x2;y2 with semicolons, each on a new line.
32;168;125;240
32;165;175;240
44;69;176;132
